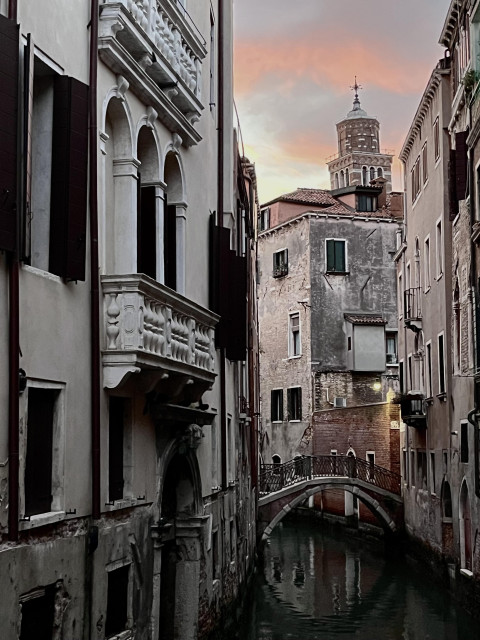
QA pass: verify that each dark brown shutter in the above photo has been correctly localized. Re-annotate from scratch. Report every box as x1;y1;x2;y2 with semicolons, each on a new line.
22;34;35;260
287;388;292;421
49;76;88;280
449;148;458;220
226;253;247;361
455;130;468;202
0;15;19;252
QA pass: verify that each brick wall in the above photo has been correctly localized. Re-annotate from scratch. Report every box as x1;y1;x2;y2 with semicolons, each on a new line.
314;371;384;411
311;402;401;470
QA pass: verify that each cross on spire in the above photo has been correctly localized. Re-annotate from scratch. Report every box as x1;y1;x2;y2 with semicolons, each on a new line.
350;76;362;110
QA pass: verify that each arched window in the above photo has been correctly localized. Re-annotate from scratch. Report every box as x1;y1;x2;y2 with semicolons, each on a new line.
370;166;375;182
164;151;185;293
442;480;452;519
340;170;345;188
377;167;383;178
334;173;339;189
272;454;281;465
362;166;367;185
345;168;349;186
137;125;160;280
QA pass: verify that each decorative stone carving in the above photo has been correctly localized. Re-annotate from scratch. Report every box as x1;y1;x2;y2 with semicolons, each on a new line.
116;74;130;101
146;105;158;128
179;423;204;453
172;132;183;151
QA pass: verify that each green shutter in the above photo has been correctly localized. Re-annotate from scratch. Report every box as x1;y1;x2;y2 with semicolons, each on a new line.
326;240;334;271
335;241;345;272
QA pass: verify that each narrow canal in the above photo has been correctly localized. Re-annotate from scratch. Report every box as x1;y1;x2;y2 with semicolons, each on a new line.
222;518;477;639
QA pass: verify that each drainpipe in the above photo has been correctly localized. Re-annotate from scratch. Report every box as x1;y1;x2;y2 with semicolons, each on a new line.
7;0;19;543
217;0;227;491
89;0;101;520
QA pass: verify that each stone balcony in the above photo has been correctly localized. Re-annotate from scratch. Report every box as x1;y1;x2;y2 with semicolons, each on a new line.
99;0;207;146
101;274;218;396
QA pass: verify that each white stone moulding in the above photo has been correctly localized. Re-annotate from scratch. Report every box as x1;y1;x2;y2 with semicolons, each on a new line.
101;274;218;389
99;0;206;145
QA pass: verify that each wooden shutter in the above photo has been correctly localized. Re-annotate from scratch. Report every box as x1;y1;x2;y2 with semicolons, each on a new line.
335;240;345;272
22;34;34;260
49;76;88;280
455;131;468;202
0;15;19;252
297;388;302;420
326;240;334;271
226;253;247;361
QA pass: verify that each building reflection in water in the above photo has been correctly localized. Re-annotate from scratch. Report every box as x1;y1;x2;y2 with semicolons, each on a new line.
237;519;478;640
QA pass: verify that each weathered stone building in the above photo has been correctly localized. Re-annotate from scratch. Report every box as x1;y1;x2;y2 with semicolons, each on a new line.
395;0;480;611
257;96;403;529
0;1;259;638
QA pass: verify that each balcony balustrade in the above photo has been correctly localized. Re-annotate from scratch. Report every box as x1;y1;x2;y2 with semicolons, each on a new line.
99;0;206;146
404;286;422;331
101;274;218;390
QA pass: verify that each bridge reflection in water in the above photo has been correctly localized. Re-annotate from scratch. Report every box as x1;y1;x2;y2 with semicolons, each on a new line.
228;521;477;640
258;456;403;539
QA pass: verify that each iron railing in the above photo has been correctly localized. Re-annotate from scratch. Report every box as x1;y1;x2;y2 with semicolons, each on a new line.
259;455;401;496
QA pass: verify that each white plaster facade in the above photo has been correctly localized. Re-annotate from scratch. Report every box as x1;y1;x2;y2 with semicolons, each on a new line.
0;1;259;638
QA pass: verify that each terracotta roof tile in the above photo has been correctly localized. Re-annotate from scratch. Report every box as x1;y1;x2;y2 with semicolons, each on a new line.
267;188;339;207
344;314;386;325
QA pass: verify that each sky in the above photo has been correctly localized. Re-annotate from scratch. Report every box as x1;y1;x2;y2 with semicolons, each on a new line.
233;0;452;205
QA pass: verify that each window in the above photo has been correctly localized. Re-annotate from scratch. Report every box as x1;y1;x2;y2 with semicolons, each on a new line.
108;397;131;503
24;386;64;517
461;422;469;463
430;451;436;494
259;207;270;231
356;194;377;212
377;167;383;178
105;564;131;638
273;248;288;277
407;354;413;391
326;239;346;272
345;168;349;185
362;166;367;185
424;236;431;290
422;142;428;184
426;341;433;398
398;272;403;318
436;218;443;278
433;117;440;161
20;584;56;640
334;172;339;189
386;331;397;364
417;451;427;490
438;333;445;394
411;156;421;202
271;389;283;422
370;167;375;182
289;312;301;356
287;387;302;421
26;51;88;279
366;451;375;481
403;449;407;485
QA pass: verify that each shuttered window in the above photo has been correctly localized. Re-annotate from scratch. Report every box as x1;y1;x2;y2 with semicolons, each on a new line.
0;15;19;252
326;239;346;272
455;130;468;203
137;179;156;279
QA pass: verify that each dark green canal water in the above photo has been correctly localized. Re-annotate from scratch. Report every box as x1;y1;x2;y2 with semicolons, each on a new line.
226;519;478;640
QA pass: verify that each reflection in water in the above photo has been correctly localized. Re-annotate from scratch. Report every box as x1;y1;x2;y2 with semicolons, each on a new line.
223;519;477;640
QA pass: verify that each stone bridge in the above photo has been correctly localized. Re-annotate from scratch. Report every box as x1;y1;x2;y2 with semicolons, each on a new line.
258;455;403;540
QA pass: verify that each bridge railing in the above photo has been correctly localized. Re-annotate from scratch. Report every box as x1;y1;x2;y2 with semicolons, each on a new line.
259;455;401;496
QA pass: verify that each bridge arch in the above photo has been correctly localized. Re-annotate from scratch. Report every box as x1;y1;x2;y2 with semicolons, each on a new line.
260;480;399;541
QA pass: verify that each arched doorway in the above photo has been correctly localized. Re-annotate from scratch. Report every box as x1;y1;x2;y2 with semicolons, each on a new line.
441;479;453;557
155;446;203;640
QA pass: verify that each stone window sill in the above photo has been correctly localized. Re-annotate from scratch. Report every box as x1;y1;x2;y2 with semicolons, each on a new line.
104;498;140;512
20;510;65;531
107;631;133;640
460;568;473;579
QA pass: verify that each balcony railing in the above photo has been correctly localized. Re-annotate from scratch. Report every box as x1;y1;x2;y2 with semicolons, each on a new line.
99;0;207;145
404;287;422;325
101;274;218;388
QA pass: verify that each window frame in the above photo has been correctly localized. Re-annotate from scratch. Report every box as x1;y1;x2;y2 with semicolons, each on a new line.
433;116;440;163
385;330;398;365
426;340;433;398
271;388;284;422
288;312;301;357
437;331;446;395
273;248;288;278
287;386;302;422
424;235;431;291
20;380;66;526
325;238;347;273
422;141;428;184
436;217;443;279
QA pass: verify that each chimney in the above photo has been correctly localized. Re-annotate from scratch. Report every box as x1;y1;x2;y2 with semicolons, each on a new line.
388;192;404;220
370;177;387;209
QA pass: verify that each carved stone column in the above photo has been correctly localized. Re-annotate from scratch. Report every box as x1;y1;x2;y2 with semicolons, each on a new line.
175;204;187;295
113;157;140;273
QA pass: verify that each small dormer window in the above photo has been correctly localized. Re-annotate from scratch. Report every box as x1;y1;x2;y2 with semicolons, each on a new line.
357;194;377;212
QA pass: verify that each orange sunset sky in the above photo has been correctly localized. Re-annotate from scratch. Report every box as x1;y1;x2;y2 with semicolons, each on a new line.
233;0;452;205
